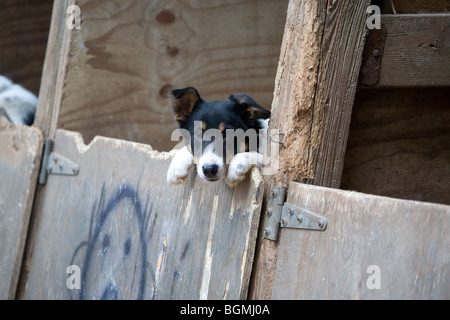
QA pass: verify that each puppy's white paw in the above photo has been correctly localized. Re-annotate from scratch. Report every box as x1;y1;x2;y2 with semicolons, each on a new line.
167;163;190;185
226;165;249;186
226;152;261;186
167;147;194;185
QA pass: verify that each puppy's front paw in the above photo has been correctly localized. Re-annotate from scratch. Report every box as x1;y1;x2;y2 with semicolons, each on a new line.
167;147;194;185
226;152;263;186
226;163;250;186
226;156;254;186
167;163;190;185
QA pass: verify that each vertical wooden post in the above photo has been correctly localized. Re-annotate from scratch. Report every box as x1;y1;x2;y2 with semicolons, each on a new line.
34;0;74;140
249;0;371;299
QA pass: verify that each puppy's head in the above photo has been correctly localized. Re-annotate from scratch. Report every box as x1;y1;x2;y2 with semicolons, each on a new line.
171;87;270;182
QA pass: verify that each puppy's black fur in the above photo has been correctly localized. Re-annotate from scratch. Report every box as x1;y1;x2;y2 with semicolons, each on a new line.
171;87;270;159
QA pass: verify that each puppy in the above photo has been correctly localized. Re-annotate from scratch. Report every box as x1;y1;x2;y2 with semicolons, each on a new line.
167;87;270;186
0;75;37;126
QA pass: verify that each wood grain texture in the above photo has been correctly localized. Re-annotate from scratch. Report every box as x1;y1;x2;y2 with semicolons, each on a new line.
341;87;450;206
374;14;450;87
0;0;53;95
19;129;263;300
272;182;450;299
249;0;371;300
0;118;43;299
34;0;75;139
57;0;288;151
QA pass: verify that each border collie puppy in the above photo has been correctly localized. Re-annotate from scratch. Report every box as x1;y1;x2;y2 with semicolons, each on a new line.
167;87;270;186
0;75;37;126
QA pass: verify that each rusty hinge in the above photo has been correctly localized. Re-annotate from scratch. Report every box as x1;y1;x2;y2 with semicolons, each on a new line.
263;186;328;241
359;24;387;86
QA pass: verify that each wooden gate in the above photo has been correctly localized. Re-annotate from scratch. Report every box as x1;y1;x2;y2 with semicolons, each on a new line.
19;129;263;299
271;183;449;299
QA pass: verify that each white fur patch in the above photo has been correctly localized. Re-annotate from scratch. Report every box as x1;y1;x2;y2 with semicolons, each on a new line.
225;151;263;186
197;145;225;181
167;146;195;185
0;75;37;125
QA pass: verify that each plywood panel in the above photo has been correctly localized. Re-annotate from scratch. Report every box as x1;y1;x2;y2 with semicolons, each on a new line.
0;118;43;299
19;129;263;299
57;0;288;151
272;182;450;299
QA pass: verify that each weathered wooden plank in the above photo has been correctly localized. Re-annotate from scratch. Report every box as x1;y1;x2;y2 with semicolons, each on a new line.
57;0;288;151
34;0;75;139
364;14;450;87
250;0;371;300
341;87;450;205
0;118;43;299
19;129;263;299
272;182;450;299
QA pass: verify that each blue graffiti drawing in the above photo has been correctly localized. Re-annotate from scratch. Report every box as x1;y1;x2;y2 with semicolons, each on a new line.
70;184;156;300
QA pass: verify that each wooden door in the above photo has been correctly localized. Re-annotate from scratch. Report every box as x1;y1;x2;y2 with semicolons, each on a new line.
271;182;450;299
0;119;43;299
19;129;263;299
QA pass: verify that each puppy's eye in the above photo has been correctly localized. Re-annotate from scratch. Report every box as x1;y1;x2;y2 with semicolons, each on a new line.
194;130;202;139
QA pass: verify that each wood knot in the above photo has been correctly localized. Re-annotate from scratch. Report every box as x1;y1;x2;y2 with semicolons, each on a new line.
156;9;176;24
168;47;179;57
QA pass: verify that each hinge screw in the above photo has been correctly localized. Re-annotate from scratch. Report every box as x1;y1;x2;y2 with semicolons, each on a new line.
296;215;303;224
288;208;294;216
266;209;272;217
280;219;287;227
317;219;324;229
263;229;271;237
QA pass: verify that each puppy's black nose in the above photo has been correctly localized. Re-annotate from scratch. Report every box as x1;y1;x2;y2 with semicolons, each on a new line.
202;164;219;178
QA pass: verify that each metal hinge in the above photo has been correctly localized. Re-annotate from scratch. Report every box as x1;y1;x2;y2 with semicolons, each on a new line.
263;186;328;241
38;139;79;185
358;24;387;86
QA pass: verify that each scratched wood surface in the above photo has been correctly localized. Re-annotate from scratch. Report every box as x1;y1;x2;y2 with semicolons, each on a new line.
19;129;263;300
56;0;288;151
0;118;43;299
271;182;450;299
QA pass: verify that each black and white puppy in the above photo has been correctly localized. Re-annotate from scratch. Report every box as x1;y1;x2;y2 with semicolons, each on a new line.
167;87;270;186
0;75;37;126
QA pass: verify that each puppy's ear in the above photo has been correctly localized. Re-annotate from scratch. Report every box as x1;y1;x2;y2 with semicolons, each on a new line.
230;94;271;120
171;87;201;124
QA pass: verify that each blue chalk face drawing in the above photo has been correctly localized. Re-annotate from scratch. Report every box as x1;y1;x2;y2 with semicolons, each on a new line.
70;184;156;300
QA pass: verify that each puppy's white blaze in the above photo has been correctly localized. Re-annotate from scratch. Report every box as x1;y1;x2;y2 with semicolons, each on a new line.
197;145;225;181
